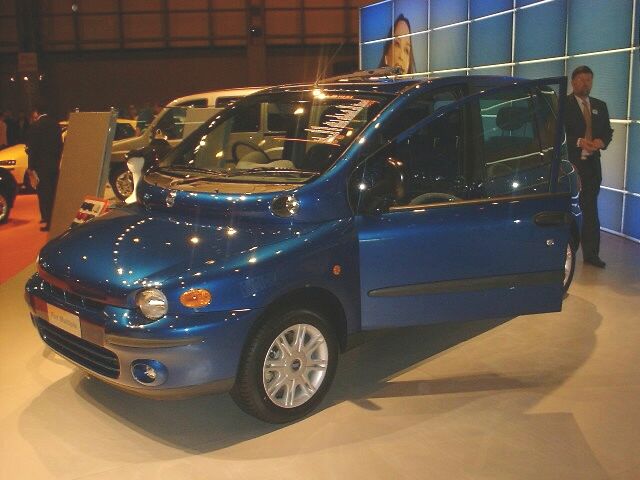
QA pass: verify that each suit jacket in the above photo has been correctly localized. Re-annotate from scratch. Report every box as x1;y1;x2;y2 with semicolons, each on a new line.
564;94;613;184
26;114;63;174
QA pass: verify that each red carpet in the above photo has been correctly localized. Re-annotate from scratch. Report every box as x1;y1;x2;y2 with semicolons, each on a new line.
0;194;48;284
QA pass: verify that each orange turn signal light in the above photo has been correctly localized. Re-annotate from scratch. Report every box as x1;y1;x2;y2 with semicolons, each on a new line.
180;289;212;308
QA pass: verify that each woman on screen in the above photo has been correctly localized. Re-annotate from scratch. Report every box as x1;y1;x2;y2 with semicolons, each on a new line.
379;14;416;75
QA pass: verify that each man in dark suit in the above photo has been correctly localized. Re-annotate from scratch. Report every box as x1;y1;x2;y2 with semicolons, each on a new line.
26;103;63;232
564;66;613;268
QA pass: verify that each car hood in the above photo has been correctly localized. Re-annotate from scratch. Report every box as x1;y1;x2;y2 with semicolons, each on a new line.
37;204;317;303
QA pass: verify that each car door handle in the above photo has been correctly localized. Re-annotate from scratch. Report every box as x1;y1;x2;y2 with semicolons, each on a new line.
534;211;570;226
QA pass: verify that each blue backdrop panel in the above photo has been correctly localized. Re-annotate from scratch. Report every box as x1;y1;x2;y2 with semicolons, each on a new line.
631;51;640;120
430;25;467;71
514;60;565;80
515;0;566;61
627;124;640;194
469;13;512;67
598;189;624;232
361;1;394;43
430;0;467;28
567;53;630;120
516;0;549;6
395;0;429;33
470;0;512;18
469;66;512;76
568;0;633;54
601;125;628;191
411;32;429;73
361;42;386;70
623;194;640;239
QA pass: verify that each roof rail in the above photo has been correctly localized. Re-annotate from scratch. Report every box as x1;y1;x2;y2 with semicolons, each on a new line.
319;66;403;84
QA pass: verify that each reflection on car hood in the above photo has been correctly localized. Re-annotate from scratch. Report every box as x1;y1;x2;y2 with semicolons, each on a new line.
38;205;316;299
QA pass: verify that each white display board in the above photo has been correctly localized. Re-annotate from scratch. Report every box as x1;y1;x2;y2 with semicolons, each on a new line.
49;111;117;239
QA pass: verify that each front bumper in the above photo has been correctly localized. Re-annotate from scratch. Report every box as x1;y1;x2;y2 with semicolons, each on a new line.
25;274;261;398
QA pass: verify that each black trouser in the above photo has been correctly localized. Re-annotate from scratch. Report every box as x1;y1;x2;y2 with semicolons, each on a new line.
575;157;602;260
36;170;59;226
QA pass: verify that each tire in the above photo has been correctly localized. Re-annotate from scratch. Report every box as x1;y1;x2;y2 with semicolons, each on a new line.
0;192;10;224
231;308;338;423
563;241;576;293
109;163;134;201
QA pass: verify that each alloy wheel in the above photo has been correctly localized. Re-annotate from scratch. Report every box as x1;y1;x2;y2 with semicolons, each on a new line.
262;323;329;409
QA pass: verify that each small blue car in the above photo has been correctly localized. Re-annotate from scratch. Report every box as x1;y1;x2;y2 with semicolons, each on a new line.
26;72;581;423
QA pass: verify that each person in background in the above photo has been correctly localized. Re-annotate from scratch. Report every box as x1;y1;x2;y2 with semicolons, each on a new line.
564;65;614;268
16;112;30;144
3;110;19;146
26;103;63;232
0;110;7;149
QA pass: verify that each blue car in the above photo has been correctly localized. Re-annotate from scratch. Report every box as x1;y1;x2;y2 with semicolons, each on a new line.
25;72;581;423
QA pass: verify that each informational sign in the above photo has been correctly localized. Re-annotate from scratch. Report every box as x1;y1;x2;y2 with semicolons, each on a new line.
49;111;117;239
70;196;109;228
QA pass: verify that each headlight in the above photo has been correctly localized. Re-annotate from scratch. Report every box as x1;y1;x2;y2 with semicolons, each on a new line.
135;288;168;320
0;159;16;166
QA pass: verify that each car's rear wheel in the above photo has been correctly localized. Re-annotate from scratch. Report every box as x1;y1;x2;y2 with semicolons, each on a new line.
0;192;10;224
231;308;338;423
563;241;576;293
109;164;134;201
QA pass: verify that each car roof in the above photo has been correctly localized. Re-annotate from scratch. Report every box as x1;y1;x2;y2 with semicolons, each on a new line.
166;86;266;107
259;75;537;98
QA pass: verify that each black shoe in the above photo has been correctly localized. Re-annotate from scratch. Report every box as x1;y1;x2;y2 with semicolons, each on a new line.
40;225;50;232
584;256;606;268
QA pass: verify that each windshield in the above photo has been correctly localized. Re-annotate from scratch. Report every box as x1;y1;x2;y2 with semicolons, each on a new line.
158;90;390;184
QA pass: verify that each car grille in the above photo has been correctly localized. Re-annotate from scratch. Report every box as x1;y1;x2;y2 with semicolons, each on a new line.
36;318;120;379
40;280;104;312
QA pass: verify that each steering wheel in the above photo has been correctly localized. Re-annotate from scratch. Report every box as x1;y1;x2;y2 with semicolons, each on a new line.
409;192;461;206
231;140;271;164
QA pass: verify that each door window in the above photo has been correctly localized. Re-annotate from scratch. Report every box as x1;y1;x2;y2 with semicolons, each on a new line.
474;87;554;197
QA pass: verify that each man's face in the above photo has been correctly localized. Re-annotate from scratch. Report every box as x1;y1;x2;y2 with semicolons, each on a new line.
572;73;593;97
388;21;411;74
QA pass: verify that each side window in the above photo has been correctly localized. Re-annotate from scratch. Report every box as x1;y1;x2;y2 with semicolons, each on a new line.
380;87;462;143
476;87;553;197
351;103;471;213
215;96;240;109
114;123;136;140
231;103;260;133
155;107;186;140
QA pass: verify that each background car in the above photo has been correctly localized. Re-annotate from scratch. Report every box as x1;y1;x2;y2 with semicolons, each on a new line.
0;166;18;223
108;86;263;200
0;119;139;191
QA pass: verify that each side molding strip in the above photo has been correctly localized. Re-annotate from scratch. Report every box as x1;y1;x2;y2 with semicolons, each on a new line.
368;270;564;297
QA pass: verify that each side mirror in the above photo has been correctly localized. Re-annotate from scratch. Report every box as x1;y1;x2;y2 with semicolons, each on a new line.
352;156;404;215
153;128;168;140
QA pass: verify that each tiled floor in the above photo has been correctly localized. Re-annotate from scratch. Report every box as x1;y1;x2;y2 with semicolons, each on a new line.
1;233;638;480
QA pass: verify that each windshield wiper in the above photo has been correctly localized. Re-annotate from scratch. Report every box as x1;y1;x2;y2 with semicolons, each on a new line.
230;168;320;177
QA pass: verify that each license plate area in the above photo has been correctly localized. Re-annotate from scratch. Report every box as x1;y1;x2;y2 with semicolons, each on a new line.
46;304;82;337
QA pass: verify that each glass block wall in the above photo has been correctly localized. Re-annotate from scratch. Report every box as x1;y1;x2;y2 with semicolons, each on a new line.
360;0;640;243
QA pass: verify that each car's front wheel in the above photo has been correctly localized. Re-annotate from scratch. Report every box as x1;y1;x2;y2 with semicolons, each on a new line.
563;241;576;293
231;308;338;423
0;192;11;224
109;164;134;201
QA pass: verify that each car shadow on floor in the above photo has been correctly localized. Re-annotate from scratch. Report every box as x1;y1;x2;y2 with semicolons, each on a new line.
20;297;601;462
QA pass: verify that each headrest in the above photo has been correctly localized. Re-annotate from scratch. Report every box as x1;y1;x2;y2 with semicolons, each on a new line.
496;106;530;132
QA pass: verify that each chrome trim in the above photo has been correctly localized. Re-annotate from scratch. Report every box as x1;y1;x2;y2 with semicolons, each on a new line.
389;191;571;212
